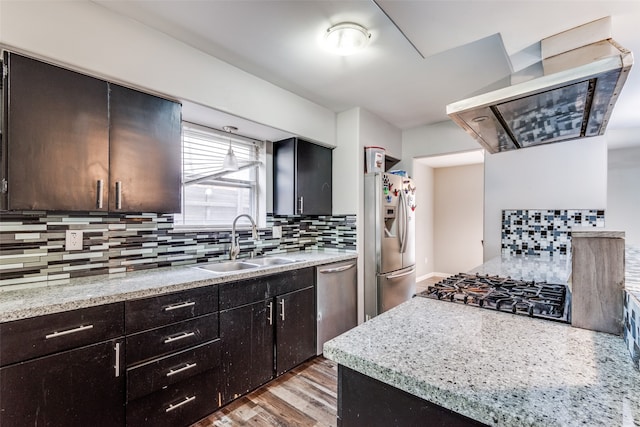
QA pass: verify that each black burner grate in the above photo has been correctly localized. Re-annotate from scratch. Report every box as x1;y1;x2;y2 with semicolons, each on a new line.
417;273;569;323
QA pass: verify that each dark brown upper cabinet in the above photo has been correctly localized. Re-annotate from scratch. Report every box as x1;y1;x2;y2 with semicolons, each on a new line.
109;84;181;213
1;51;181;213
3;52;109;211
273;137;332;216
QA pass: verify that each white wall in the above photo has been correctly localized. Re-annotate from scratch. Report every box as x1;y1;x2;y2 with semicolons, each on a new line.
360;109;403;160
434;164;484;274
412;161;434;280
607;145;640;245
334;109;361;215
0;0;336;146
484;137;607;260
399;120;479;175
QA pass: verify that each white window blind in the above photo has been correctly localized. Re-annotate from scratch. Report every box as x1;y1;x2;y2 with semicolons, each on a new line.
174;122;262;228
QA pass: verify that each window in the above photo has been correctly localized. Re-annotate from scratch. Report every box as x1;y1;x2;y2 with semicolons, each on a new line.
174;122;264;228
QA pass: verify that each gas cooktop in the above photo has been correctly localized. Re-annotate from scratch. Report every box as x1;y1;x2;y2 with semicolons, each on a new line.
417;273;570;323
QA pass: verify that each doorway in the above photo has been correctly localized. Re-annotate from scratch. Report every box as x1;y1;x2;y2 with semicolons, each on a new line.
413;150;484;281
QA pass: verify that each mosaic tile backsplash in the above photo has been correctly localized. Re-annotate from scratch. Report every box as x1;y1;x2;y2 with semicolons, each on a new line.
0;212;356;291
501;209;605;257
624;245;640;371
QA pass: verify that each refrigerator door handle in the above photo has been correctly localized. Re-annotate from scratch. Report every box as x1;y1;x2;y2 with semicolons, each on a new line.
398;189;408;253
386;268;416;279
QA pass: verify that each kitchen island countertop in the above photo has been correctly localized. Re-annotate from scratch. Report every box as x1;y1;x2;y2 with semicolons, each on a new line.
0;250;357;322
324;296;640;426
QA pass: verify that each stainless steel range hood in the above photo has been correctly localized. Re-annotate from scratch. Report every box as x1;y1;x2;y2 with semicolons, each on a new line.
446;18;633;154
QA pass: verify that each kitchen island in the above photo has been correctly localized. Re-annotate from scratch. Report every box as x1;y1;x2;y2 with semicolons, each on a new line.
324;293;640;426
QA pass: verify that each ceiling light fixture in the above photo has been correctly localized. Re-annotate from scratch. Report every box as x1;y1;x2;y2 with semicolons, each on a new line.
324;22;371;56
222;125;239;171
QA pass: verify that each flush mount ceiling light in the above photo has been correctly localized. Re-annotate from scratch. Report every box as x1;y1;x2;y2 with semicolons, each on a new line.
222;125;239;171
324;22;371;56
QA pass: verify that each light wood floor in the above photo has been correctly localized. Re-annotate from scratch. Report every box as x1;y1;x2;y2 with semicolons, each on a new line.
192;357;338;427
415;275;446;294
193;277;446;427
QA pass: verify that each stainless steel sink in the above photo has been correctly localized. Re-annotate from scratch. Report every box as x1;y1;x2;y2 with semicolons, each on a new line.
196;261;260;273
248;257;297;266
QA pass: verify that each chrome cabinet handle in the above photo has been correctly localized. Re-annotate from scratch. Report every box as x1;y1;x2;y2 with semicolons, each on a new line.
298;196;304;214
166;362;197;377
96;179;104;209
114;342;121;378
164;301;196;312
115;181;122;210
319;263;356;274
279;299;285;321
165;395;196;413
267;302;273;325
45;324;94;339
163;332;195;344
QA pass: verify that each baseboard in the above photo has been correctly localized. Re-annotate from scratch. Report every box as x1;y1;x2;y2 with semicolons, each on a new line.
416;272;451;282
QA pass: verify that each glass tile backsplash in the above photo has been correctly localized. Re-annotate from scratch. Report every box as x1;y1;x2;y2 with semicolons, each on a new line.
501;209;605;257
0;212;356;290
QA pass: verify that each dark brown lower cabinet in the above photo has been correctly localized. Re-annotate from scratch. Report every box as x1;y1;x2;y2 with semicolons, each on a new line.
220;300;274;404
220;285;316;405
0;338;125;427
337;365;488;427
275;286;316;376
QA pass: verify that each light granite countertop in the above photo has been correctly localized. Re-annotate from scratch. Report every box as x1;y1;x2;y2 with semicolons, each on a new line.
324;297;640;427
0;250;357;322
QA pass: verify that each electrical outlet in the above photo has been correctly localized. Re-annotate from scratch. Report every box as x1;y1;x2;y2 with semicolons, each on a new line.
272;225;282;238
65;230;83;251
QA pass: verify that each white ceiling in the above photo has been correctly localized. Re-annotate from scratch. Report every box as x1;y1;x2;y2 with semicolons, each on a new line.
93;0;640;142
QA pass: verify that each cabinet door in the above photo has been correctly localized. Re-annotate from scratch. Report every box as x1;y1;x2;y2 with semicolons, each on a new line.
296;140;332;215
0;338;125;427
220;300;273;404
273;138;332;216
109;84;181;213
6;52;109;211
275;286;316;376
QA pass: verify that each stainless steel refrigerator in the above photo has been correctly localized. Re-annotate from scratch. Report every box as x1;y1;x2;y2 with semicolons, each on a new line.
364;172;416;319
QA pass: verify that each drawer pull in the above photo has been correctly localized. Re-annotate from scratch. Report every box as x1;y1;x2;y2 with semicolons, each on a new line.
165;395;196;413
166;362;197;377
163;332;196;344
45;324;94;339
164;301;196;312
279;299;285;321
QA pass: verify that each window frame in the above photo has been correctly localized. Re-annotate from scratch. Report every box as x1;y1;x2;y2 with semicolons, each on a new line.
173;121;266;230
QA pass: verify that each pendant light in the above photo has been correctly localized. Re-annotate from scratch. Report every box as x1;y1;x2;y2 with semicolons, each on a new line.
222;126;239;171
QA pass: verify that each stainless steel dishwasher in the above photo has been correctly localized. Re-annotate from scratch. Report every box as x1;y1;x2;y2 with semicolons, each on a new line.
316;259;358;355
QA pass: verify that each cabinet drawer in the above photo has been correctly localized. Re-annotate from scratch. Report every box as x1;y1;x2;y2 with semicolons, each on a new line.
126;313;218;365
0;302;124;366
126;369;220;427
218;267;315;310
126;285;218;333
127;339;221;401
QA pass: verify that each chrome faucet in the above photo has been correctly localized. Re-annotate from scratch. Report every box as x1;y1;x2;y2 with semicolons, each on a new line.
230;214;258;260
